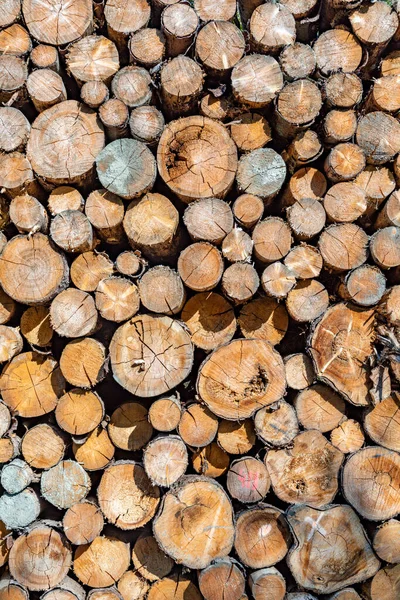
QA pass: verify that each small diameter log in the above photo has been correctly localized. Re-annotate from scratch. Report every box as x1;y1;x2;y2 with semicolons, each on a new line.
72;427;115;472
0;435;19;464
233;194;264;229
323;182;367;223
200;93;232;120
0;351;65;418
323;110;358;145
41;460;90;509
198;559;245;600
26;69;66;113
0;488;41;529
0;580;29;600
364;75;400;114
104;0;151;62
184;198;234;245
294;384;346;432
370;227;400;269
153;476;235;569
364;393;400;452
129;106;165;146
191;440;229;477
376;190;400;228
324;143;366;183
129;28;165;68
70;251;114;292
350;1;398;76
160;56;203;118
144;435;188;487
108;402;153;451
218;419;255;455
287;198;326;240
10;195;48;234
147;574;201;600
324;72;363;109
51;210;95;253
318;223;368;271
231;55;283;109
252;217;292;263
99;99;129;141
95;276;140;322
63;500;104;545
0;401;11;436
356;112;400;165
118;571;149;600
0;152;41;200
131;534;174;582
274;80;322;141
196;21;245;77
381;50;400;76
157;116;237;202
178;403;218;448
50;289;98;338
238;296;288;345
138;266;185;315
48;186;84;215
73;536;130;588
279;42;316;81
98;461;159;529
0;289;15;326
286;280;329;323
286;504;380;594
0;0;21;29
56;389;104;436
250;4;296;54
162;4;199;58
230;113;272;153
1;458;35;494
148;396;181;432
227;457;270;504
285;244;323;279
9;525;72;591
265;430;344;507
194;0;236;22
234;505;291;569
0;325;23;363
365;565;400;600
123;193;181;263
261;262;296;299
222;229;253;263
249;568;286;600
379;285;400;325
340;265;386;307
330;419;365;454
112;66;152;108
96;139;156;200
222;263;259;304
254;400;299;447
0;55;27;105
343;446;400;520
0;107;30;153
197;338;286;420
178;242;223;292
81;81;109;109
67;35;119;86
237;149;286;203
27;101;105;187
310;303;375;407
284;353;315;390
21;424;65;469
30;44;60;72
116;251;145;278
85;188;124;244
373;519;400;563
281;166;327;207
313;29;363;76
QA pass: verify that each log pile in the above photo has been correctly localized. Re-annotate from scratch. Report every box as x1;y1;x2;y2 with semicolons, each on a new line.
2;0;400;599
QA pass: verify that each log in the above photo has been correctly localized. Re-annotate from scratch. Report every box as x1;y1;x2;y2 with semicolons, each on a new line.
217;419;255;455
118;571;149;600
115;250;145;278
85;188;124;244
0;0;20;29
284;244;323;279
66;35;119;86
181;291;236;350
221;263;259;304
160;56;203;118
0;401;11;437
286;280;329;323
238;296;288;345
222;229;253;263
318;223;368;271
21;423;65;469
51;210;95;253
324;143;366;183
153;476;235;569
0;488;41;529
129;106;165;146
0;325;22;363
281;166;327;207
279;42;316;81
365;565;400;600
375;190;400;229
250;4;296;54
104;0;150;62
0;289;15;326
313;29;363;76
196;21;244;77
184;198;233;244
231;55;283;109
324;72;363;109
252;217;292;263
356;112;400;165
294;383;346;432
138;266;185;315
198;559;245;600
226;457;270;503
230;113;272;153
330;419;365;454
10;194;48;234
30;44;60;72
0;107;30;153
99;98;129;141
340;265;386;307
323;182;367;223
265;430;344;507
237;149;286;202
378;285;400;325
373;519;400;564
323;110;358;145
111;66;152;108
178;403;218;448
63;500;104;546
0;435;19;464
147;574;202;600
26;69;66;113
284;353;314;390
50;288;98;338
178;242;223;292
192;442;230;478
148;395;181;432
129;28;165;68
48;187;84;215
249;567;286;600
0;55;27;106
131;533;173;582
97;461;159;529
55;389;104;435
232;194;264;229
72;427;115;471
261;262;296;299
41;460;90;509
162;4;198;58
370;226;400;269
73;535;130;588
108;402;153;451
143;435;188;486
274;79;322;141
254;399;299;447
0;580;29;600
0;152;42;200
80;81;109;109
287;198;326;240
70;251;113;292
95;276;140;322
364;393;400;452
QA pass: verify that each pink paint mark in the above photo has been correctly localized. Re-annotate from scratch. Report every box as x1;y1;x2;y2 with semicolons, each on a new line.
238;470;259;490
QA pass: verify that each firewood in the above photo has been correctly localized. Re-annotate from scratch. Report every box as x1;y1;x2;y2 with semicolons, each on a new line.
323;181;367;223
313;29;362;76
70;251;113;291
73;535;130;588
50;288;98;338
0;325;22;362
274;79;322;141
0;107;30;153
55;389;104;435
222;263;259;304
378;285;400;324
232;194;264;229
294;383;345;432
371;226;400;269
226;456;270;503
0;401;11;437
112;66;152;108
131;533;173;582
364;393;400;452
284;244;323;279
30;44;60;72
115;250;145;278
234;504;291;569
95;276;140;322
178;403;218;448
324;72;363;109
63;500;104;545
192;441;230;477
287;198;326;240
339;264;386;307
104;0;150;63
0;435;19;464
148;395;181;432
365;565;400;600
266;430;344;506
217;419;255;455
0;487;41;529
87;589;121;600
129;106;165;146
143;435;188;486
10;194;48;234
286;504;380;594
238;296;288;344
222;229;252;263
117;571;149;600
284;353;314;390
318;223;368;271
230;113;272;153
26;69;66;113
9;525;72;591
0;0;21;29
328;589;362;600
198;558;245;600
249;567;286;600
200;93;233;120
178;242;223;292
252;217;292;263
41;459;90;509
51;210;95;253
184;198;233;245
0;55;27;105
281;166;327;207
108;402;153;451
72;427;115;471
254;400;299;447
66;35;119;86
356;112;400;165
237;149;286;202
279;42;316;81
21;423;65;469
323;109;358;147
0;580;29;600
231;55;283;109
375;190;400;229
85;188;124;244
194;0;236;22
196;20;244;77
286;280;329;322
330;419;364;454
0;289;15;326
0;152;42;199
48;187;84;215
80;81;109;109
138;266;185;315
162;4;198;58
153;476;235;569
160;56;203;118
129;28;165;68
99;98;129;141
147;574;202;600
250;4;296;54
373;519;400;564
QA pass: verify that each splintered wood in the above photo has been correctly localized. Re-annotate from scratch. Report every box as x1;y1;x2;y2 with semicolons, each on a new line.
2;1;400;599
